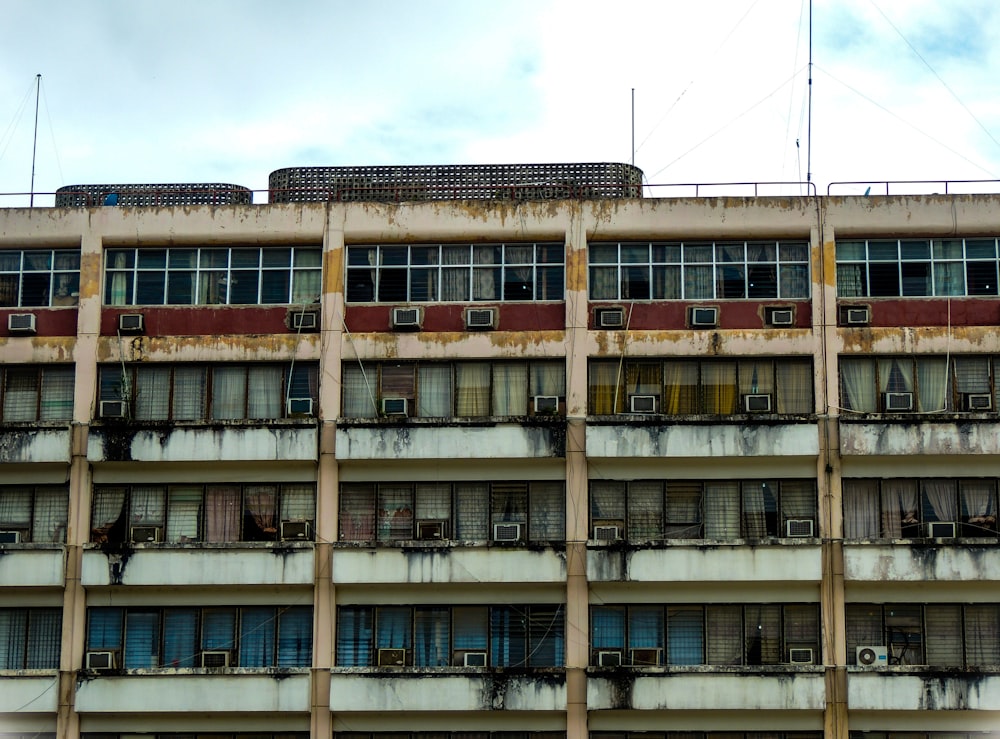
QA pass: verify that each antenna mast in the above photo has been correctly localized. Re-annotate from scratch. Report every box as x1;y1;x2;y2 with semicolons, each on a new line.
29;74;41;208
806;0;813;186
631;88;635;167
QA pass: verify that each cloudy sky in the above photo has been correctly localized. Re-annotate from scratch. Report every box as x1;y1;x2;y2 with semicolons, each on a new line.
1;0;999;206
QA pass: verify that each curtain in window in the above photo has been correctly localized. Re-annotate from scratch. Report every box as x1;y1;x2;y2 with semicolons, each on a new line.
591;607;625;650
702;362;737;414
162;609;197;668
171;367;206;420
110;251;129;305
836;264;864;297
280;484;315;525
455;363;490;416
631;481;665;540
965;605;1000;666
742;481;767;538
684;265;714;299
878;357;913;394
491;606;526;667
961;481;996;535
87;608;123;651
336;607;373;667
775;360;813;414
291;266;322;304
202;609;237;651
881;480;919;538
668;607;703;665
377;485;413;541
924;605;963;666
0;487;31;530
662;361;698;414
528;606;563;666
39;367;74;421
590;481;626;523
414;484;451;524
277;607;313;667
706;606;742;665
922;480;958;523
245;485;278;538
124;611;159;668
840;358;876;412
166;486;201;543
493;364;528;416
130;486;165;527
376;607;411;649
589;265;618;300
3;369;38;421
454;483;489;540
135;367;170;420
590;361;624;414
916;357;949;412
248;366;282;419
212;366;246;420
529;482;564;541
934;261;965;296
441;245;470;301
91;487;126;543
704;482;740;539
453;606;488;651
628;606;663;649
342;364;378;418
625;363;661;400
472;245;497;300
240;607;275;667
0;610;27;669
25;609;60;670
417;365;452;417
205;485;241;542
531;363;565;397
843;480;880;538
339;485;375;542
414;608;449;667
32;487;68;543
738;361;775;397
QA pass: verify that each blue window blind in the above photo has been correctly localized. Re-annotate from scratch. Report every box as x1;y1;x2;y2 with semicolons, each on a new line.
240;607;275;667
124;611;159;669
491;607;526;667
376;607;411;650
336;608;373;667
277;607;312;667
413;608;449;667
87;608;123;650
163;609;197;668
201;609;237;651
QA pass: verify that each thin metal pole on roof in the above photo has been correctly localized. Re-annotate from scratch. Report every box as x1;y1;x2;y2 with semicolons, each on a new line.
631;88;635;167
806;0;813;186
29;74;40;208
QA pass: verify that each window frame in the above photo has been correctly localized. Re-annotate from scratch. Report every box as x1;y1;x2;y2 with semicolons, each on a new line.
0;607;62;670
0;365;75;423
0;249;81;307
0;485;69;543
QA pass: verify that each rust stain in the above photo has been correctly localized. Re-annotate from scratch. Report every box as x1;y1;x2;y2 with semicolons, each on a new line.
97;334;316;362
324;245;344;297
80;251;102;301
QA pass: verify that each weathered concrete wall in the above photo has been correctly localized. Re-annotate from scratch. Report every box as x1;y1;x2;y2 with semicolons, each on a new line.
0;674;60;713
86;425;318;462
0;428;71;463
336;424;565;460
840;421;1000;456
847;672;1000;711
0;547;65;587
844;544;1000;583
587;544;822;583
586;423;818;458
331;546;566;585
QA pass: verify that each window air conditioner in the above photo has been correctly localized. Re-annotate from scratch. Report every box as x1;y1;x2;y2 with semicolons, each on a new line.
856;645;888;666
926;521;957;538
785;519;815;538
630;648;661;666
416;520;447;540
130;525;162;543
7;313;36;333
391;307;421;329
629;394;657;414
593;525;621;542
533;395;559;414
743;393;773;413
597;650;623;667
767;307;795;326
493;523;522;542
100;399;128;419
381;397;408;416
597;308;625;328
463;651;488;667
844;306;870;325
689;306;719;328
201;651;231;668
286;397;314;416
86;650;118;670
465;308;496;330
0;530;22;544
118;313;145;333
963;393;993;411
280;520;312;541
377;648;406;667
289;310;319;331
789;647;815;665
883;391;914;412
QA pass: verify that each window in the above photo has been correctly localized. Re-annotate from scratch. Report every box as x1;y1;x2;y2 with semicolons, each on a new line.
338;734;565;739
85;606;313;668
336;605;564;667
591;604;819;666
590;480;817;541
846;603;1000;667
0;608;61;669
98;363;318;421
843;478;998;539
589;358;813;415
0;486;69;542
837;238;1000;297
343;361;565;418
339;481;564;543
593;734;820;739
104;246;322;305
0;249;80;307
345;242;564;303
589;241;810;300
0;366;74;422
91;483;315;544
840;355;1000;413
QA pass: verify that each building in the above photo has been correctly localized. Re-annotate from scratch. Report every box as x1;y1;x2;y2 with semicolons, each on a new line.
0;163;998;739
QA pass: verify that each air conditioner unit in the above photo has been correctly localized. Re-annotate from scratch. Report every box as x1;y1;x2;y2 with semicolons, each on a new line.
630;648;661;666
465;308;496;330
926;521;957;538
597;308;625;328
391;307;421;329
280;520;312;541
856;645;888;666
286;397;314;416
416;520;447;540
201;651;231;668
85;650;117;670
789;647;815;665
7;313;36;333
289;310;319;331
785;519;815;538
883;391;914;412
381;397;408;416
100;399;128;418
118;313;145;333
0;530;22;544
844;306;870;326
377;648;406;667
743;393;773;413
629;394;657;414
533;395;559;414
463;651;488;667
493;523;522;542
690;306;719;328
130;525;162;543
593;525;621;542
767;308;795;326
963;393;993;411
597;650;623;667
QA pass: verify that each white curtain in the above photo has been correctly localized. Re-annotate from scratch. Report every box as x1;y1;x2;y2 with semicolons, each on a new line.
172;367;206;420
916;357;949;412
843;480;880;538
455;363;490;416
878;357;914;394
342;364;377;418
961;481;996;535
704;482;740;539
881;480;918;538
135;367;170;420
212;367;246;420
166;486;201;542
922;480;958;523
32;488;68;543
840;358;876;412
441;245;469;301
965;605;1000;665
493;364;528;416
247;366;282;419
110;251;129;305
416;365;452;417
130;486;165;526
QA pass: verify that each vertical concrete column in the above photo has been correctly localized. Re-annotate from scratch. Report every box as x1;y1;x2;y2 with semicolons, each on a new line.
57;229;103;739
314;210;345;738
563;204;589;739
